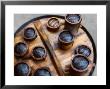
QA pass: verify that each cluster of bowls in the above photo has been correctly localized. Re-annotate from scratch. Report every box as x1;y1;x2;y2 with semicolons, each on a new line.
14;27;49;76
47;14;92;74
14;14;92;76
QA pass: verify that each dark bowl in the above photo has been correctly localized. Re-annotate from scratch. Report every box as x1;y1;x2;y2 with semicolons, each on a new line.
75;45;91;57
34;67;51;76
14;62;31;76
23;27;37;40
14;42;28;57
31;46;47;61
71;54;90;72
47;17;60;32
58;30;74;44
65;14;82;25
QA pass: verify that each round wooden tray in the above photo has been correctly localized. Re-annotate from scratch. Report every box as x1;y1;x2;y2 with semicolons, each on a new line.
14;15;96;76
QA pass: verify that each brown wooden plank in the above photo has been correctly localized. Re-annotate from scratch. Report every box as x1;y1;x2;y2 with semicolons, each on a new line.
39;17;95;76
34;20;64;76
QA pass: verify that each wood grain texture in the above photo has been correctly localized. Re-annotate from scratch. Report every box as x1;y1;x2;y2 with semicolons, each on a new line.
14;16;96;76
34;20;64;76
39;18;95;76
14;23;58;76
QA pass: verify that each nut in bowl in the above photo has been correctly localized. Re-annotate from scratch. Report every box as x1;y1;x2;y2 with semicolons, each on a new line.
58;30;74;50
47;17;60;32
31;46;47;61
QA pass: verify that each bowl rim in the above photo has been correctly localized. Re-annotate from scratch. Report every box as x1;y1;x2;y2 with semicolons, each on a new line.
31;46;47;61
47;17;60;29
23;27;37;40
58;30;74;44
33;67;51;76
65;14;82;25
14;41;29;57
75;44;91;57
14;62;31;76
71;54;90;72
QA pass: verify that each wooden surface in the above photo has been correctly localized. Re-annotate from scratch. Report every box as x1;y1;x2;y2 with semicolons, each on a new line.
14;23;58;76
14;16;96;76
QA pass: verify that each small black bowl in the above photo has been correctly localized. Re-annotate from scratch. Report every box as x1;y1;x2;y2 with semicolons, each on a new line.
23;27;37;40
14;42;28;57
34;68;51;76
58;31;74;49
47;17;60;32
71;54;89;72
65;14;82;34
65;14;81;24
75;45;91;57
31;46;47;61
14;62;31;76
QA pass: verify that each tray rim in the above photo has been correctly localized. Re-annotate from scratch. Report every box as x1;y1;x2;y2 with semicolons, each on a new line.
14;15;97;76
